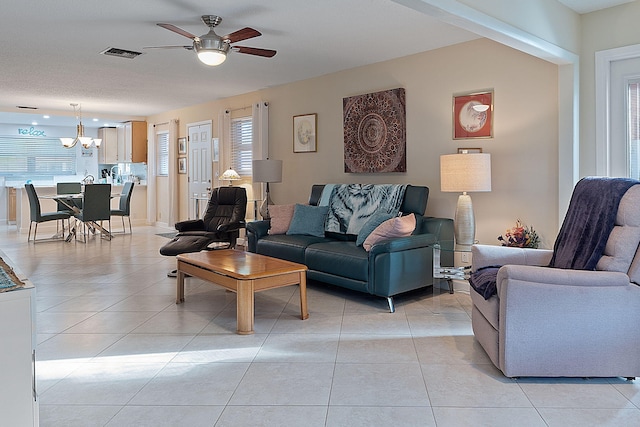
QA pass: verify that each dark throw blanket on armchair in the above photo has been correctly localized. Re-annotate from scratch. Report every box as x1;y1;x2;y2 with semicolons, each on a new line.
470;177;640;299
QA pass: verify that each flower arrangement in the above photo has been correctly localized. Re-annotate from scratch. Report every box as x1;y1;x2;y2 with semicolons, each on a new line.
498;220;540;248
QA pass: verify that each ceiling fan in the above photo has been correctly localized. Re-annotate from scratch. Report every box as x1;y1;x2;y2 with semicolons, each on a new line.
145;15;277;66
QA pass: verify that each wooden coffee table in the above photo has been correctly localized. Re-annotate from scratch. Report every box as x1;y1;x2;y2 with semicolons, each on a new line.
175;250;309;334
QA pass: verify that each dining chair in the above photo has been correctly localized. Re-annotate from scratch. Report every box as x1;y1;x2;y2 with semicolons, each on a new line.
110;182;134;234
56;182;82;214
56;182;82;229
74;183;112;242
25;183;70;242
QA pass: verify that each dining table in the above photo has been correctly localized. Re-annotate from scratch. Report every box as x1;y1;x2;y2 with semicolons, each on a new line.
40;192;119;241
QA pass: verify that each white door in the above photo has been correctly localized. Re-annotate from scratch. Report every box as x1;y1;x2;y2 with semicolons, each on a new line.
187;123;212;219
610;57;640;178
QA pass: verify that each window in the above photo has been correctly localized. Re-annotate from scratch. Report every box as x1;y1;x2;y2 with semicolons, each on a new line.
156;132;169;176
230;117;253;176
0;136;77;181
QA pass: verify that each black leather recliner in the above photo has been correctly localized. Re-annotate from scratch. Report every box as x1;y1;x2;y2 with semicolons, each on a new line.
160;187;247;274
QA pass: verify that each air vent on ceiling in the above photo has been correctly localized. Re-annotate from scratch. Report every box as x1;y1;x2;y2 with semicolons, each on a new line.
100;47;144;59
16;106;38;110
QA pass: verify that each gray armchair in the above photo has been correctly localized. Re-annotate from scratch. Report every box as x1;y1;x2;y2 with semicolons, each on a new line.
470;182;640;378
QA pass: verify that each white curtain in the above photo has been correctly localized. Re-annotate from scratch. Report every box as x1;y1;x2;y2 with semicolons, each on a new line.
252;102;269;201
220;110;232;178
146;123;156;225
168;118;179;227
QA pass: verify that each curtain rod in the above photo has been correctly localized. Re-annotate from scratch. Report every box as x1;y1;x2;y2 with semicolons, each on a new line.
226;106;251;114
153;121;170;127
225;102;268;114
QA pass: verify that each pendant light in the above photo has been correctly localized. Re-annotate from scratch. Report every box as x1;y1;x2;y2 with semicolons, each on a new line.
60;103;102;149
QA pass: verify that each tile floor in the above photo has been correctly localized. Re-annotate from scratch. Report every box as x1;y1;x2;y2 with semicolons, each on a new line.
2;224;640;426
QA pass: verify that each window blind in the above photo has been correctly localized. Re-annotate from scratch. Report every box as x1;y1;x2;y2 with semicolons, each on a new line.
230;117;253;176
156;132;169;176
0;136;77;181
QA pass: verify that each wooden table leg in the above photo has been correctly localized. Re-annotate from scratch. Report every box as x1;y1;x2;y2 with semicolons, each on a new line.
299;272;309;320
176;268;185;304
236;280;254;334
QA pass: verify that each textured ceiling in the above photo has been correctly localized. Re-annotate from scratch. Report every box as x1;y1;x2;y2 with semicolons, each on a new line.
0;0;632;128
0;0;479;127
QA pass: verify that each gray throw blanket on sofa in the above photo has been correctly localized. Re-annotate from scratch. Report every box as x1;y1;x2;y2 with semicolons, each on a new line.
325;184;407;235
470;177;640;299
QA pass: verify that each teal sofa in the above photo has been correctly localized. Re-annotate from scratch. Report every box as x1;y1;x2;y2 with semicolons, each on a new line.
246;184;453;312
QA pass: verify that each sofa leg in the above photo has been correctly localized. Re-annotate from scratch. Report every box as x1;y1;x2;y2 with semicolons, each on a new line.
386;297;395;313
626;377;636;381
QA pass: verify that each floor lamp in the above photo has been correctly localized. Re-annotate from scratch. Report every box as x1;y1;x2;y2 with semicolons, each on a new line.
252;159;282;219
440;153;492;250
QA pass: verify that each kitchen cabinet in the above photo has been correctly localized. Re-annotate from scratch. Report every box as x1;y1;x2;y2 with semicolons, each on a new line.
97;127;118;164
0;252;38;426
117;121;147;163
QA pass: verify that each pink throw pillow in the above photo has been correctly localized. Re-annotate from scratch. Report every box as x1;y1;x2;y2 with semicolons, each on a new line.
268;204;296;235
362;213;416;251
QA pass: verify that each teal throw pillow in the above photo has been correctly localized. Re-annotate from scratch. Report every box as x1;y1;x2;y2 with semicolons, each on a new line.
286;204;329;237
356;212;395;246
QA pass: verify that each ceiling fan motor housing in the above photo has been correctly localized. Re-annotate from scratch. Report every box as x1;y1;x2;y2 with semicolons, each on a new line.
195;33;230;55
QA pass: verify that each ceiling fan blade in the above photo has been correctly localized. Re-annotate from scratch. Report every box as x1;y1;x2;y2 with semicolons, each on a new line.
234;46;277;58
223;27;261;43
143;45;193;50
157;23;197;40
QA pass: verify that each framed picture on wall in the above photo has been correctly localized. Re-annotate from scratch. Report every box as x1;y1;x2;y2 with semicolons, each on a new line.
178;137;187;154
212;138;219;162
453;89;493;139
178;157;187;174
293;113;317;153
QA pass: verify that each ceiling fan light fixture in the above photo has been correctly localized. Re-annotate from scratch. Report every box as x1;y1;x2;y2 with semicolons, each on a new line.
197;50;227;66
195;36;229;66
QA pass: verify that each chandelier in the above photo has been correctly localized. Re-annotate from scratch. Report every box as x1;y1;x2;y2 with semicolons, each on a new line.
60;103;101;149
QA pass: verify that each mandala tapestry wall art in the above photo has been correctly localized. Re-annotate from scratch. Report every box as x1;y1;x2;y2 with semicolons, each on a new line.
343;88;406;173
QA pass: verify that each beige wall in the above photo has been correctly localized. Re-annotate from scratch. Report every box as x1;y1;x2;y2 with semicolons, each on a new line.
148;38;559;248
580;1;640;176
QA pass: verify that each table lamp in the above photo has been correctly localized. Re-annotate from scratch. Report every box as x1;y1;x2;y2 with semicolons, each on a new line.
440;153;491;250
220;168;241;186
252;159;283;219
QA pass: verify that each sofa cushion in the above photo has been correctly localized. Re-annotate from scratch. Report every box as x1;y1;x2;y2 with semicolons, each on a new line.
287;204;329;237
268;204;295;235
363;213;416;251
305;241;369;282
257;234;329;264
596;185;640;274
356;212;395;247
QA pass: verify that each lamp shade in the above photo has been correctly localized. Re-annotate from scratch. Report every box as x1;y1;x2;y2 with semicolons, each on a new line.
220;168;241;181
252;159;282;183
440;153;491;193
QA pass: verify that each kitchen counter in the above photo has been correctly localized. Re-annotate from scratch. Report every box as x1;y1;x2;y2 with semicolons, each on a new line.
11;183;148;234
